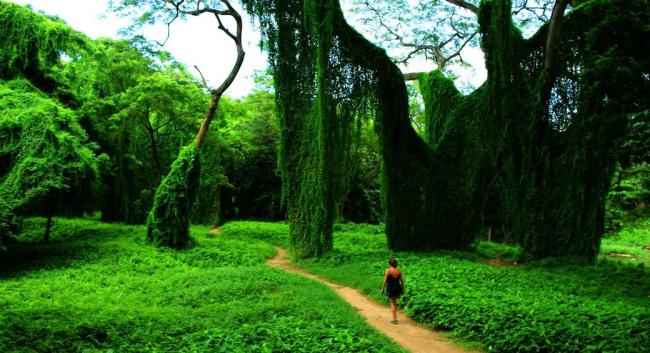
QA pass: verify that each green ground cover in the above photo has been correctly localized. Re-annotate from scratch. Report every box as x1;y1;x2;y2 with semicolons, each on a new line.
222;221;650;353
601;218;650;265
0;218;404;353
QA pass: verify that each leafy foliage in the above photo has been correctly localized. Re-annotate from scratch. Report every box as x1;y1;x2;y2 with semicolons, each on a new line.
0;79;100;242
0;218;405;353
618;111;650;168
230;221;649;353
0;1;87;93
215;91;283;223
606;164;650;232
62;38;208;224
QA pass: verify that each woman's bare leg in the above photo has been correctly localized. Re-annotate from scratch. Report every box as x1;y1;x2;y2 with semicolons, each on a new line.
390;296;398;323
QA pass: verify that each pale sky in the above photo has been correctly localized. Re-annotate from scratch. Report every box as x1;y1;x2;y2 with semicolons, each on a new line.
7;0;267;98
7;0;486;97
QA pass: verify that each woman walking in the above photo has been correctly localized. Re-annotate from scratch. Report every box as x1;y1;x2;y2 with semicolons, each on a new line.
381;257;404;324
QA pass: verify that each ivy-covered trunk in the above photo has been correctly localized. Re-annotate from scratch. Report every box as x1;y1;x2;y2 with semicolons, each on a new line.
146;145;201;248
416;0;648;261
248;0;481;254
271;0;335;258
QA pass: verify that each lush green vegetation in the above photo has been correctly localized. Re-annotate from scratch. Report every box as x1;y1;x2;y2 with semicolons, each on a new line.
222;221;650;353
2;1;650;351
245;0;650;260
0;217;405;352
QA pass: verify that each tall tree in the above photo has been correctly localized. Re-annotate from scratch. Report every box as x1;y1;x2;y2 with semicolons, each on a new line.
111;0;246;248
247;0;650;261
246;0;406;258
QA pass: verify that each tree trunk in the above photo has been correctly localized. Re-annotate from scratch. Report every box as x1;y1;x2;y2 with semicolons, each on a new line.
145;119;163;183
44;215;53;242
146;0;245;249
194;93;220;149
540;0;571;119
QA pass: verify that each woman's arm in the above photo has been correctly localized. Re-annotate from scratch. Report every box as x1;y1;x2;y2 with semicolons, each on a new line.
400;272;405;291
381;270;388;294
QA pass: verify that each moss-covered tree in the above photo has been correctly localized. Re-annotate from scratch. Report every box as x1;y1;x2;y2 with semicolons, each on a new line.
0;1;87;94
0;80;101;243
413;0;650;260
111;0;246;248
0;2;101;244
246;0;417;257
247;0;649;260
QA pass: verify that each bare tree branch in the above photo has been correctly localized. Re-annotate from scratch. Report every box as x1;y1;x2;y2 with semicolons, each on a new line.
540;0;571;121
445;0;479;14
193;65;210;90
213;13;234;41
155;1;183;46
403;72;425;81
356;0;479;79
445;30;478;63
159;0;245;148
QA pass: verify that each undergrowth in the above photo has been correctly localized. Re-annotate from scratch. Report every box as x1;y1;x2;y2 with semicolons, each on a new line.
224;221;650;353
600;218;650;265
0;218;404;353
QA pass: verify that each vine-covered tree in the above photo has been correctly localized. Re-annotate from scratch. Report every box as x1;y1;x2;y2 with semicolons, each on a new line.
246;0;649;260
0;80;101;242
0;1;87;94
0;2;101;243
110;0;246;248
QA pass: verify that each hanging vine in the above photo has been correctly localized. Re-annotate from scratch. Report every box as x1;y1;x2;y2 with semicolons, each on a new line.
247;0;649;261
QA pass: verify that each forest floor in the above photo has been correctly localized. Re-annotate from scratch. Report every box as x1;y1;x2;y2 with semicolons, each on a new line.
219;221;650;353
1;218;406;352
265;245;475;353
3;219;648;352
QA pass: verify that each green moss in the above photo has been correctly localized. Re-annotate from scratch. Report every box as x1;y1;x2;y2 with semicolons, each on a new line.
146;144;200;249
246;0;650;260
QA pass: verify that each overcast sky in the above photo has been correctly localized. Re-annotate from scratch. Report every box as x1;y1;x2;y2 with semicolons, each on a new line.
8;0;486;97
8;0;267;97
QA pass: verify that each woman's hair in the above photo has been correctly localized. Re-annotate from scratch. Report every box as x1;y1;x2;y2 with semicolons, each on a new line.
389;257;398;268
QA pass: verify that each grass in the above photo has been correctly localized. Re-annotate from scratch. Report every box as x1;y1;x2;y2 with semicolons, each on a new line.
222;220;650;353
0;218;405;353
600;218;650;265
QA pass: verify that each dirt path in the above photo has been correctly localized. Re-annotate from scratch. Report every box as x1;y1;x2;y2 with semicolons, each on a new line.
266;246;475;353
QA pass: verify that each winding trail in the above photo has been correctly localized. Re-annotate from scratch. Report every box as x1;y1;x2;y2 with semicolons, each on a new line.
266;246;475;353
